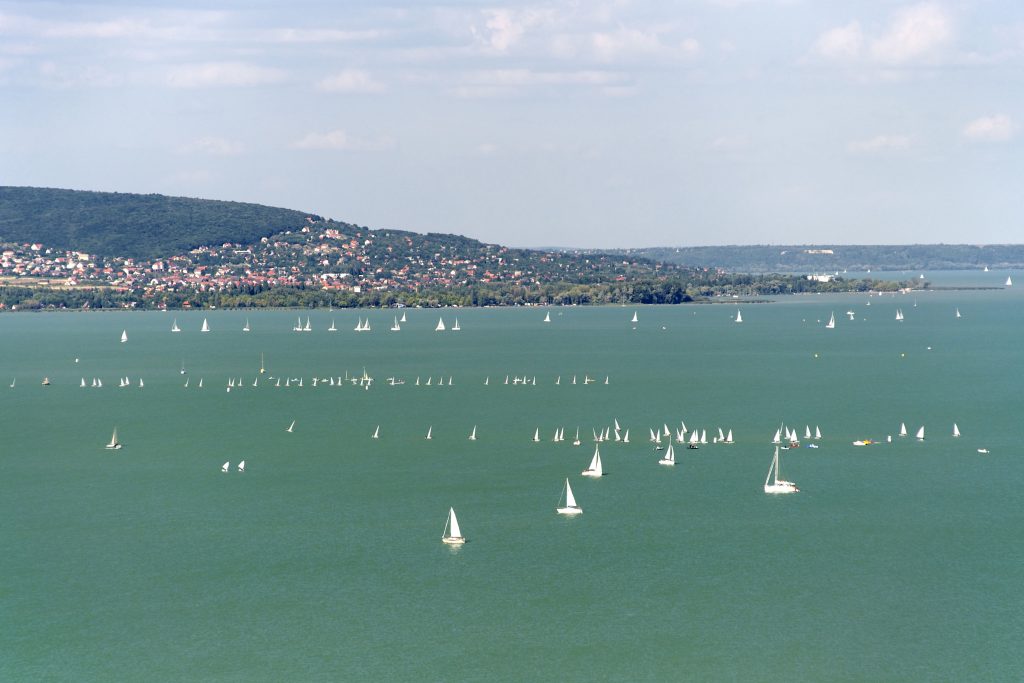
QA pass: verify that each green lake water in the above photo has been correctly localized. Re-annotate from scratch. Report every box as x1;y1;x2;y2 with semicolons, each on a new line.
2;271;1022;681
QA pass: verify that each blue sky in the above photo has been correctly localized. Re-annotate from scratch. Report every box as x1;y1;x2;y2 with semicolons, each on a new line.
1;1;1021;248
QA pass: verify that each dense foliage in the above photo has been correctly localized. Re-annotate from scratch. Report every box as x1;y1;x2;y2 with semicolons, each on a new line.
0;186;315;259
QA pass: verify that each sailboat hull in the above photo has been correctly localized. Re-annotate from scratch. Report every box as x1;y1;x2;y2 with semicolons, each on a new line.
442;536;466;545
658;459;675;466
556;506;583;515
581;470;602;477
764;482;798;493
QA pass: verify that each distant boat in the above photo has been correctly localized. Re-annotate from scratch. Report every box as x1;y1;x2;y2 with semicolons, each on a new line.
286;420;295;433
623;429;630;443
724;429;734;444
237;460;245;473
1006;276;1013;287
573;427;581;446
984;266;989;272
304;317;312;332
243;319;250;332
814;426;821;440
171;319;180;332
556;478;582;515
138;378;143;388
452;318;461;331
372;425;380;439
435;318;446;331
955;308;961;319
895;309;904;321
328;320;337;332
105;427;122;450
631;311;638;323
658;444;676;466
442;507;466;545
259;353;265;374
201;318;209;333
400;312;407;323
221;461;230;473
180;360;187;375
120;329;127;343
426;426;432;440
899;422;908;437
764;447;798;494
826;312;835;329
582;445;603;477
468;425;477;441
532;428;540;443
952;423;960;438
804;425;811;440
391;317;400;331
735;310;743;323
41;377;50;386
293;316;302;332
978;448;990;454
916;425;925;440
543;311;551;323
772;428;782;444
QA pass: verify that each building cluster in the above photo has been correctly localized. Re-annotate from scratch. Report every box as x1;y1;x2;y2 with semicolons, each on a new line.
0;221;651;296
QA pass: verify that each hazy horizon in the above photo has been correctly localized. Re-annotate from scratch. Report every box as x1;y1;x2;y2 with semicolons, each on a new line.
1;1;1022;249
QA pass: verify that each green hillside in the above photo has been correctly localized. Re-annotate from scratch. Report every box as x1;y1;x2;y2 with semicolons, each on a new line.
0;186;316;259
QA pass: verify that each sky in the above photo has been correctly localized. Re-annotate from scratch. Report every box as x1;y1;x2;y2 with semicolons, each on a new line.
1;1;1022;248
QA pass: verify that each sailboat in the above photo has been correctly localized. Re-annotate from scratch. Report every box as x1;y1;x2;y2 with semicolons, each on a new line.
293;316;302;332
532;428;540;443
171;319;180;332
468;426;477;441
259;353;265;375
354;318;364;332
400;312;407;323
895;309;904;321
952;423;960;438
814;426;821;440
105;428;122;450
825;312;835;329
391;317;401;331
916;426;925;440
452;318;461;331
372;425;380;439
622;429;630;444
556;478;582;515
573;427;581;446
582;445;603;477
804;426;812;440
286;420;295;433
658;444;676;466
120;330;127;343
442;507;466;545
543;311;551;323
221;462;230;473
426;426;432;440
303;317;312;332
955;308;961;319
243;319;250;332
631;311;638;324
237;460;245;473
1006;276;1013;287
899;422;908;437
435;318;446;331
328;319;337;332
201;318;209;332
764;447;798;493
735;310;743;323
724;429;734;444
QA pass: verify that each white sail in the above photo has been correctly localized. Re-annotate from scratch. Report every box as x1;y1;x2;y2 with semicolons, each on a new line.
952;423;960;438
243;319;250;332
201;318;209;332
400;312;407;322
237;460;245;472
899;422;907;437
329;319;337;332
287;420;295;433
915;425;925;440
631;311;638;323
804;426;811;440
304;317;311;331
764;446;798;493
772;428;781;444
826;312;835;329
533;428;540;442
171;319;180;332
435;318;446;331
221;461;230;473
544;311;551;322
469;426;477;441
120;330;127;343
725;429;734;444
557;478;582;514
442;507;465;544
426;426;432;440
372;425;380;439
452;318;460;331
814;426;821;440
623;429;629;443
391;317;400;331
955;308;961;319
659;444;675;466
582;445;603;477
1006;276;1013;287
735;310;742;323
105;427;121;450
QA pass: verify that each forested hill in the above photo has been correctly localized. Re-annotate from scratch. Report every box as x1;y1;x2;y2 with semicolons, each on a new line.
0;186;316;259
620;245;1024;272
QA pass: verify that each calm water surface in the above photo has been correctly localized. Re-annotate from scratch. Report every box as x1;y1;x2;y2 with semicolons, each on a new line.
2;272;1022;681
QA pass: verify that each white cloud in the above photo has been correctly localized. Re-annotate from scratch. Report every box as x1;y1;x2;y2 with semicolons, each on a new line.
870;3;952;64
166;62;286;88
317;69;385;93
182;136;244;156
484;9;524;52
963;114;1015;142
266;28;383;44
815;22;863;60
847;134;912;153
291;129;395;151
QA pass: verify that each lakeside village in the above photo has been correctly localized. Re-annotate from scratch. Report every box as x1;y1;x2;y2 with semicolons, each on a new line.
0;220;907;310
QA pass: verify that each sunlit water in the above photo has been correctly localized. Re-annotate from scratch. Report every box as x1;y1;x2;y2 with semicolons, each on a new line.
2;271;1022;681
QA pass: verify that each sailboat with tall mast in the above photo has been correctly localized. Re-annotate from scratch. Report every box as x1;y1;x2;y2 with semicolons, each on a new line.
171;319;181;333
243;318;250;332
105;427;122;450
201;318;210;333
764;447;797;493
735;310;743;323
435;318;446;331
120;330;127;343
543;311;551;323
582;445;603;477
442;507;466;545
556;478;582;515
658;444;676;466
825;312;835;329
